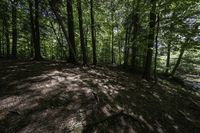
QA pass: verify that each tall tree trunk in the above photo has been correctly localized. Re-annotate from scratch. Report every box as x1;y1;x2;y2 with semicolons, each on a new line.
48;0;76;62
90;0;97;65
171;43;186;76
11;0;17;59
67;0;76;62
2;20;5;56
34;0;42;60
143;0;157;80
131;0;140;70
111;11;114;64
124;28;129;67
4;11;10;58
77;0;87;65
28;0;36;59
165;43;171;74
131;13;139;70
154;15;160;83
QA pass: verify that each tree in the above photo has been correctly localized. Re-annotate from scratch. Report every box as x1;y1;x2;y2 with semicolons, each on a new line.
34;0;42;60
90;0;97;65
48;0;76;62
67;0;76;62
11;0;18;59
77;0;87;65
143;0;157;80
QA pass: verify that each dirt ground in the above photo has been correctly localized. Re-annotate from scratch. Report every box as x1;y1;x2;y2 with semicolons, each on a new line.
0;60;200;133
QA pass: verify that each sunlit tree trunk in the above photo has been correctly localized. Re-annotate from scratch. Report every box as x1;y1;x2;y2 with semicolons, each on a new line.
154;15;160;83
90;0;97;65
171;43;187;76
143;0;157;80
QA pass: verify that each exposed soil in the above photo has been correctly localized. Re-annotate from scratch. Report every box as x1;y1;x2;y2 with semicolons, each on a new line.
0;60;200;133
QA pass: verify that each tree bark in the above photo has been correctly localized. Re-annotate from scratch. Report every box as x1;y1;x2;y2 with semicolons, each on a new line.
34;0;42;60
154;15;160;83
67;0;76;62
90;0;97;65
131;0;140;70
143;0;157;80
48;0;76;62
4;11;10;58
111;10;114;64
124;28;129;67
28;0;36;59
171;43;186;76
77;0;87;65
11;0;18;59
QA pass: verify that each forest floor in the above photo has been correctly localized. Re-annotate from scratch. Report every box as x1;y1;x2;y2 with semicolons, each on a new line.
0;60;200;133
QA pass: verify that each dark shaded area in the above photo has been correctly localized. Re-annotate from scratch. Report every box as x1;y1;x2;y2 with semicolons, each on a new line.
0;60;200;133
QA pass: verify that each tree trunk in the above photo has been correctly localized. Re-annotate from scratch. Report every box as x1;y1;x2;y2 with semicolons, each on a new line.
77;0;87;65
28;0;36;59
2;20;5;56
143;0;157;80
67;0;76;62
34;0;42;60
154;15;160;83
11;0;17;59
131;13;139;70
124;28;129;67
90;0;97;65
131;0;140;70
111;10;114;64
165;43;171;74
48;0;76;62
171;44;186;76
4;11;10;58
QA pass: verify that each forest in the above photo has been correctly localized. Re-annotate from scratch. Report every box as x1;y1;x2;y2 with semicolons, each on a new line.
0;0;200;132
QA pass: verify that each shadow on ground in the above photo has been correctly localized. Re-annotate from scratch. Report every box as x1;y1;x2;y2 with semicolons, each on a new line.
0;60;200;133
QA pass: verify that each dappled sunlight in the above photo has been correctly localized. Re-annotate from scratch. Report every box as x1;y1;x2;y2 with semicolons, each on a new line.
0;61;200;132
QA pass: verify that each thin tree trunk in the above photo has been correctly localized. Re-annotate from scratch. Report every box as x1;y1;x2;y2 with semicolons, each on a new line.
90;0;97;65
48;0;76;62
4;12;10;58
124;28;129;67
131;13;139;70
111;10;114;64
171;44;186;76
77;0;87;65
50;22;62;47
165;43;171;74
131;0;140;70
154;15;160;83
2;20;5;56
34;0;42;60
67;0;76;62
143;0;157;80
11;0;17;59
28;0;36;59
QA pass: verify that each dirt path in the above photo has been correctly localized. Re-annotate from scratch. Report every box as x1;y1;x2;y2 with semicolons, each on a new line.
0;60;200;133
